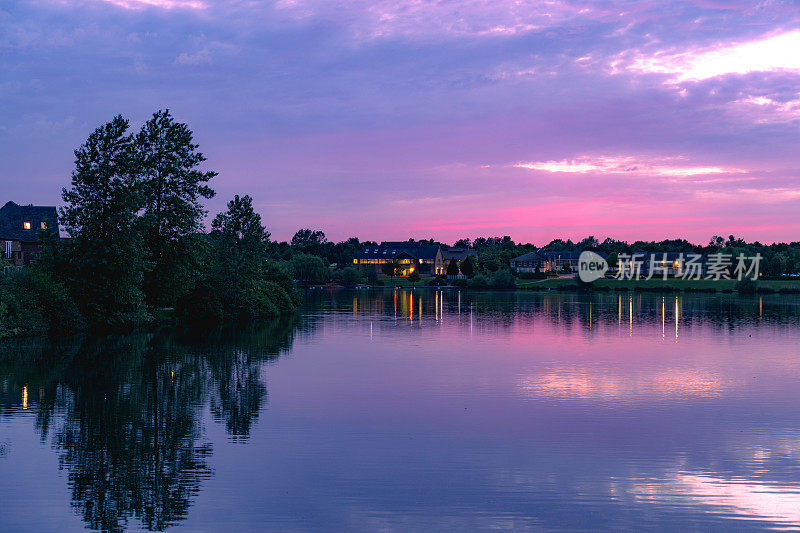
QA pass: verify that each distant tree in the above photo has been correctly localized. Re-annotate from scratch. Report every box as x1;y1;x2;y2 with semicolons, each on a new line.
291;229;327;256
339;266;362;287
382;262;399;278
408;270;420;283
135;109;217;307
289;253;328;284
178;194;297;322
606;252;618;268
460;255;475;277
60;115;149;327
453;238;472;248
490;269;516;289
446;259;460;276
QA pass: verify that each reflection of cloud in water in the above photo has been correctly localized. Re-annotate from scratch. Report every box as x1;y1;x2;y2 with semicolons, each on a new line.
633;472;800;526
517;368;727;401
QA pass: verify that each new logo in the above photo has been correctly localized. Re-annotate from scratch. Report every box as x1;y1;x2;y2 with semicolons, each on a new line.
578;251;608;282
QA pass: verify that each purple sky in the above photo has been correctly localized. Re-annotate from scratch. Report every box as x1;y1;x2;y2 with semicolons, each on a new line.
2;0;799;244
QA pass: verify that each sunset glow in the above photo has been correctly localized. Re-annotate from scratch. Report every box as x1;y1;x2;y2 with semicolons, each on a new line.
3;0;800;243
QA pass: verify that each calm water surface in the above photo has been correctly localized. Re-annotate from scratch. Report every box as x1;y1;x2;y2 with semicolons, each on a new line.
2;290;800;531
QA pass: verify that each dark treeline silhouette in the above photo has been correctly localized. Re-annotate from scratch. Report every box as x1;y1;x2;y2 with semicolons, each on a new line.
0;111;298;339
264;232;800;288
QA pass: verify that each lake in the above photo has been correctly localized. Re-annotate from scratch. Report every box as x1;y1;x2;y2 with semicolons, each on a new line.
2;289;800;531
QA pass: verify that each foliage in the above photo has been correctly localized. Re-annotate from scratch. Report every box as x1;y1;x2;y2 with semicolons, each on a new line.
290;229;328;256
408;270;421;283
177;195;298;324
467;273;490;289
331;266;362;286
490;269;516;289
135;109;217;307
735;278;758;293
60;115;150;328
460;255;475;277
289;253;329;284
0;268;85;340
382;261;399;278
446;259;460;276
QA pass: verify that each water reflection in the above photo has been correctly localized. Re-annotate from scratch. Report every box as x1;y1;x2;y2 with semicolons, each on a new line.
0;318;304;532
2;290;800;531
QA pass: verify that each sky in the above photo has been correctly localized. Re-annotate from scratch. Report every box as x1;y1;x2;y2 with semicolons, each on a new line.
1;0;799;245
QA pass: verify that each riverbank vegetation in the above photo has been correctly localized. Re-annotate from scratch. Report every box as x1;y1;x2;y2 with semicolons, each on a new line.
1;111;297;339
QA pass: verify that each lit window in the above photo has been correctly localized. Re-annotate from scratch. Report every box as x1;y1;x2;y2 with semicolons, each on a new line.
41;222;47;229
23;222;31;230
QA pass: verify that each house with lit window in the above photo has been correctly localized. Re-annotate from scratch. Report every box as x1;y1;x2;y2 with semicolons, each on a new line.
353;241;445;276
511;249;607;273
0;201;59;267
509;250;546;273
441;248;477;263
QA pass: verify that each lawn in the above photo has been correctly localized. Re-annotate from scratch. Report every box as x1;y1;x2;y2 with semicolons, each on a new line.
519;276;800;292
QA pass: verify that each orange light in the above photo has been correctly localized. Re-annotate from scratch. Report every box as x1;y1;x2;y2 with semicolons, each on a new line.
23;222;31;230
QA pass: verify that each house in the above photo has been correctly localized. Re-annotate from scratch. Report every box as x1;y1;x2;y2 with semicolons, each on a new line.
353;241;445;276
509;251;546;273
441;248;477;263
624;251;705;277
0;201;59;267
538;250;588;271
511;249;608;273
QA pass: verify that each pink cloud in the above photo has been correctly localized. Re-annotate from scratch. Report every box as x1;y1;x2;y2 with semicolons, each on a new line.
628;30;800;82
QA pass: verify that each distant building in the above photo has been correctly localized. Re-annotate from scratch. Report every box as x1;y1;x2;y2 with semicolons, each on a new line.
441;247;477;263
626;251;704;277
511;249;607;273
538;250;586;271
509;250;545;273
0;201;59;267
353;241;444;276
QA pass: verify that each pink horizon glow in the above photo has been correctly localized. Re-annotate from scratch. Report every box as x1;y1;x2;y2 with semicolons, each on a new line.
3;0;800;245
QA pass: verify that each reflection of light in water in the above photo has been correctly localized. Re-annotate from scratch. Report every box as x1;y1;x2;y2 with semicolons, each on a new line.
661;297;665;340
470;303;473;336
675;297;680;340
633;472;800;526
410;292;413;325
629;296;633;337
517;369;726;400
22;385;28;410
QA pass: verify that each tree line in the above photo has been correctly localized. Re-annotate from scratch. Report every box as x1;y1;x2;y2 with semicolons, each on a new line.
1;111;298;339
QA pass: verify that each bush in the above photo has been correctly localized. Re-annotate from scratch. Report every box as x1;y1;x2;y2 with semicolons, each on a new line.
0;268;85;339
289;253;328;284
735;278;758;293
519;271;547;280
467;273;490;289
490;269;516;289
177;276;297;324
408;271;420;283
331;266;362;287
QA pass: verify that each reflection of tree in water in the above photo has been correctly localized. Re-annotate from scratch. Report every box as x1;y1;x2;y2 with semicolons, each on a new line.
0;316;304;532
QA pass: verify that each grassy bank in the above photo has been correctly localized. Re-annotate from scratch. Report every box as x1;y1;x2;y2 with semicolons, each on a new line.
519;277;800;292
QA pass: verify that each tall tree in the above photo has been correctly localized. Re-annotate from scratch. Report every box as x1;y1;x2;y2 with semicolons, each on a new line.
446;259;460;277
290;229;327;256
178;195;296;323
460;255;475;277
60;115;149;327
135;109;216;307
